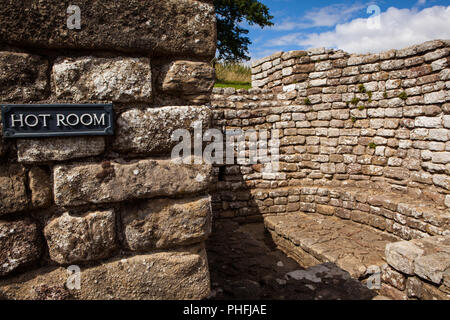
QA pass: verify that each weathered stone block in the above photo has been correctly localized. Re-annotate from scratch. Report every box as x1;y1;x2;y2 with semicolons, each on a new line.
380;283;408;300
407;276;450;300
381;264;406;290
53;159;213;206
0;244;210;300
0;219;42;276
17;137;105;163
406;276;422;298
28;167;52;209
0;51;48;101
0;1;216;58
414;252;450;285
424;48;449;62
0;165;28;215
432;152;450;164
316;204;335;216
44;210;117;265
159;61;215;95
424;91;446;104
420;282;450;300
350;210;370;225
122;196;211;251
362;165;383;176
384;167;410;180
52;57;152;102
385;241;424;275
113;106;211;155
433;174;450;190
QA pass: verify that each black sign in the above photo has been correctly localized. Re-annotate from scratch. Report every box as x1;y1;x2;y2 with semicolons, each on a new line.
1;104;114;138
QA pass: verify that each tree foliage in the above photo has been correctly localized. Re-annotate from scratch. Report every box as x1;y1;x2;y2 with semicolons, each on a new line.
214;0;273;62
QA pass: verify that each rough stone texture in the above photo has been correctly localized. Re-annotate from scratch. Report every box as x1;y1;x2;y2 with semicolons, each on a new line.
0;51;48;101
0;113;8;157
385;241;424;275
53;159;213;206
409;236;450;284
0;165;28;215
122;196;211;251
52;57;152;102
28;167;52;209
212;41;450;300
382;236;450;299
0;245;210;300
159;61;215;94
381;264;406;291
379;283;408;300
0;219;42;276
0;0;217;301
414;252;450;284
0;1;216;59
214;40;450;227
17;137;105;163
406;276;450;300
113;106;211;155
44;210;117;265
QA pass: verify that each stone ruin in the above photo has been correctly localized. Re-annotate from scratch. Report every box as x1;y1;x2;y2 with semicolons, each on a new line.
211;40;450;300
0;0;449;300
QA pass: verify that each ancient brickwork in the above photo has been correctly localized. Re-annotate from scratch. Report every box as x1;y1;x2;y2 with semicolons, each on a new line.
210;40;450;300
383;236;450;300
0;0;216;300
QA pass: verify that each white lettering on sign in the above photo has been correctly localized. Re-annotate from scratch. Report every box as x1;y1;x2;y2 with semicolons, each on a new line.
11;113;108;128
11;114;23;127
39;114;51;127
93;113;106;126
24;114;39;127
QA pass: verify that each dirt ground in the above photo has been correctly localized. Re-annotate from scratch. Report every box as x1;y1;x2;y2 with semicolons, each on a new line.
205;220;376;300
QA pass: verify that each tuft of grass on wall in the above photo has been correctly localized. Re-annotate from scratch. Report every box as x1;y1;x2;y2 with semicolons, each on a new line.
214;81;252;90
399;91;408;100
214;62;251;89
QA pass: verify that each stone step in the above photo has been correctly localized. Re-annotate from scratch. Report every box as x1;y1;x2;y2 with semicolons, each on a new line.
265;212;400;279
251;186;450;239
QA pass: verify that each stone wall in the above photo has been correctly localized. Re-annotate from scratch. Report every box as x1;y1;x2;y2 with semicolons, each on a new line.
210;40;450;300
211;40;450;220
0;0;216;300
384;236;450;300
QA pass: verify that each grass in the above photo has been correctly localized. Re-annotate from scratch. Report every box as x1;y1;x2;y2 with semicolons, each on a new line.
214;62;251;90
399;91;408;100
358;84;366;93
350;97;360;105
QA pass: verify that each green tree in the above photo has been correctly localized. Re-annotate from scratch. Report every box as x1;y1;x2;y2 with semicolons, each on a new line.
214;0;274;62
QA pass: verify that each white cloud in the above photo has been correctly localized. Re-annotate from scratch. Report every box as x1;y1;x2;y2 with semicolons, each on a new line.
274;3;367;31
268;6;450;54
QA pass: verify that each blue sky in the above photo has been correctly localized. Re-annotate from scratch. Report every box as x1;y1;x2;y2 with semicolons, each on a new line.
247;0;450;61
